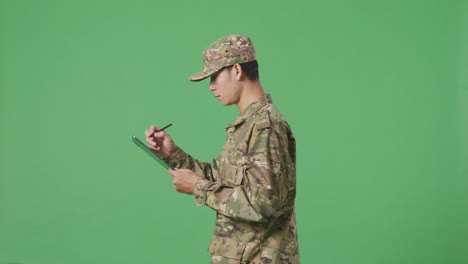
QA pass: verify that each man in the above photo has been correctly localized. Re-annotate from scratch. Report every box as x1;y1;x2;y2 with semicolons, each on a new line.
145;35;299;263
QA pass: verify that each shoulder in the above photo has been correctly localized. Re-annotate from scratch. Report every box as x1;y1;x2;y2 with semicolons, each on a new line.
254;103;289;132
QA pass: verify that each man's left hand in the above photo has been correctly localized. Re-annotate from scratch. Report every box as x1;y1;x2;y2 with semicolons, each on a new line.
168;169;200;194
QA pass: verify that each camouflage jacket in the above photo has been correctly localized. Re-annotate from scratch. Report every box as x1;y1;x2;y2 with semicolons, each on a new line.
166;94;299;263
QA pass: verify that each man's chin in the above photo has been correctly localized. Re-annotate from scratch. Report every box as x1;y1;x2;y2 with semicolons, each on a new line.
221;101;235;106
215;97;234;106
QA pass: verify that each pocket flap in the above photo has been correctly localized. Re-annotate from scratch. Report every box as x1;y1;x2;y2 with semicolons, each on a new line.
223;166;243;186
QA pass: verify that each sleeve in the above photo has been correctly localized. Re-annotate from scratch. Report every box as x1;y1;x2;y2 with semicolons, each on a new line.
164;146;219;182
193;119;294;223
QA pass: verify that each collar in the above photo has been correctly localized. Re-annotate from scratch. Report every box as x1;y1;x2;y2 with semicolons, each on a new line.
225;94;272;131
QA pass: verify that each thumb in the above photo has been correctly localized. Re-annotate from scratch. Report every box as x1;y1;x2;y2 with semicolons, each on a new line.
168;168;177;176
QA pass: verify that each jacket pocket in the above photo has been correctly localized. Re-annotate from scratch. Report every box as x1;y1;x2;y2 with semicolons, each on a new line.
209;236;246;261
222;165;243;186
260;246;281;263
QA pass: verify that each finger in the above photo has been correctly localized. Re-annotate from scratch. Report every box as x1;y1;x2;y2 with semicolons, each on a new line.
145;136;155;145
147;139;160;151
153;130;167;139
146;140;158;149
145;126;154;137
148;125;162;138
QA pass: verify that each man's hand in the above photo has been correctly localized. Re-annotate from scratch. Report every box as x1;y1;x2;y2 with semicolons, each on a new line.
168;169;200;194
145;125;176;159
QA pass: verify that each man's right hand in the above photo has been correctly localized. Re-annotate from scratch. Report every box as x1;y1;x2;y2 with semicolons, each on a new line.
145;125;176;159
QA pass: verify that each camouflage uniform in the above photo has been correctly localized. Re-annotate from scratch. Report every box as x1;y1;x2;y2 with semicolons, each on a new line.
165;35;299;263
165;94;299;263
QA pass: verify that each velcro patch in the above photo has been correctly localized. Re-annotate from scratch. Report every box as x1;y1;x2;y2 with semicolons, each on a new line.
256;111;271;130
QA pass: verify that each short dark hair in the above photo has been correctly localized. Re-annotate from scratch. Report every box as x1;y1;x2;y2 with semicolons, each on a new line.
239;60;259;81
225;60;259;81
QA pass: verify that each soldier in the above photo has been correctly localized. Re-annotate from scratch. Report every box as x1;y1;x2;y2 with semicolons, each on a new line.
145;35;299;264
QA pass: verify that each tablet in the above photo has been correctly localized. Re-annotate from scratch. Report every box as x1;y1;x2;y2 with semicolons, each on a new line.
132;136;173;170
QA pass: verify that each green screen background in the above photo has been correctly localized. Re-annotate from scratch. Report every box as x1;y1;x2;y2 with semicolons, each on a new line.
1;0;466;263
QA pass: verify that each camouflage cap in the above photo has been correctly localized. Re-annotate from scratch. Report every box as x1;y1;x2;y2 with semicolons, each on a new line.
189;35;257;82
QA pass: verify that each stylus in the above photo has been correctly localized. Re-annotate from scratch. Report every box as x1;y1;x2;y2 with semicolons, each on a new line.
148;123;172;137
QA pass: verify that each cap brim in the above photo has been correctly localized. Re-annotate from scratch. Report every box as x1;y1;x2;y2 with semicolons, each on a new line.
189;67;222;82
189;71;210;82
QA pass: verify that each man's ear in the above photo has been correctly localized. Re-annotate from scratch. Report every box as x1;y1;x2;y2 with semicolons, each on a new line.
232;63;243;81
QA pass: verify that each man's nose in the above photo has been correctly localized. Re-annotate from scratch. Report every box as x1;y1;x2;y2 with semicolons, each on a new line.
209;82;216;91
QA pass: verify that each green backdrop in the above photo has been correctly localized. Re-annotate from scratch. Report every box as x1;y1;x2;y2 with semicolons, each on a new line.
1;0;466;263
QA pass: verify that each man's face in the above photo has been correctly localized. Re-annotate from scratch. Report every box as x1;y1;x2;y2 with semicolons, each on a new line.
209;67;239;106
